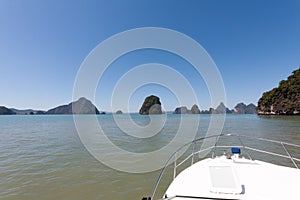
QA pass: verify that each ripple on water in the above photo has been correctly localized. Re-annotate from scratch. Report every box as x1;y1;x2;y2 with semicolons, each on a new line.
0;115;299;200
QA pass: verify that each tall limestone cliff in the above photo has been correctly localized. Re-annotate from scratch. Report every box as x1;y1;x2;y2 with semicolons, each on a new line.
190;104;200;114
139;95;162;115
257;68;300;115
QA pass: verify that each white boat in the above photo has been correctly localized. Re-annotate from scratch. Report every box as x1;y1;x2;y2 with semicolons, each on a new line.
144;134;300;200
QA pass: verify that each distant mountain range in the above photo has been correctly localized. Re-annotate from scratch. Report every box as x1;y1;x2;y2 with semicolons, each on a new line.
0;98;257;115
2;68;299;116
173;102;256;114
0;97;101;115
138;95;256;115
10;108;46;115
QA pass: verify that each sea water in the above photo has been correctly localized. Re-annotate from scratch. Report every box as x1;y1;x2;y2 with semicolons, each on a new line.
0;114;299;200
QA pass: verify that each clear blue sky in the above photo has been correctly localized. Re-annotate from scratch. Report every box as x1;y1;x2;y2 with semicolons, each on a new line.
0;0;299;112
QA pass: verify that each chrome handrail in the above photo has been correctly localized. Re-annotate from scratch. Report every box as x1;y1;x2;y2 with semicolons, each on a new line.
150;133;300;200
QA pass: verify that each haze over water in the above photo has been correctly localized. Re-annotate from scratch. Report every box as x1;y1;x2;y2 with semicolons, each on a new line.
0;114;299;200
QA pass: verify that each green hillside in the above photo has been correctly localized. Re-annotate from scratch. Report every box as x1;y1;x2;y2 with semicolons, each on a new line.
257;68;300;115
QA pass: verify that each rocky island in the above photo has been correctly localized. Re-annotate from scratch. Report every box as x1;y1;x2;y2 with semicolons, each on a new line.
173;104;200;114
174;106;189;114
0;106;15;115
116;110;123;114
139;95;162;115
46;97;100;114
257;68;300;115
234;103;257;114
208;102;233;114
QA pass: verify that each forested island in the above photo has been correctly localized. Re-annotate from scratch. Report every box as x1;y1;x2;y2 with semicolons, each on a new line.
257;68;300;115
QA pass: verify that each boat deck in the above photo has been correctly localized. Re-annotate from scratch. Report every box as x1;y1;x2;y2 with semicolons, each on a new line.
163;156;300;200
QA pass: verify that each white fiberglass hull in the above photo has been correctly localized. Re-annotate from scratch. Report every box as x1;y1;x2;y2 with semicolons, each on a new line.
164;156;300;200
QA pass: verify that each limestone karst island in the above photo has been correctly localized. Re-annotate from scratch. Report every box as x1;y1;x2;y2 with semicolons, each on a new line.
1;68;299;115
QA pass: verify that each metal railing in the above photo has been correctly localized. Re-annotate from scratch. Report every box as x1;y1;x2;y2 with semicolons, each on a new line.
150;133;300;200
